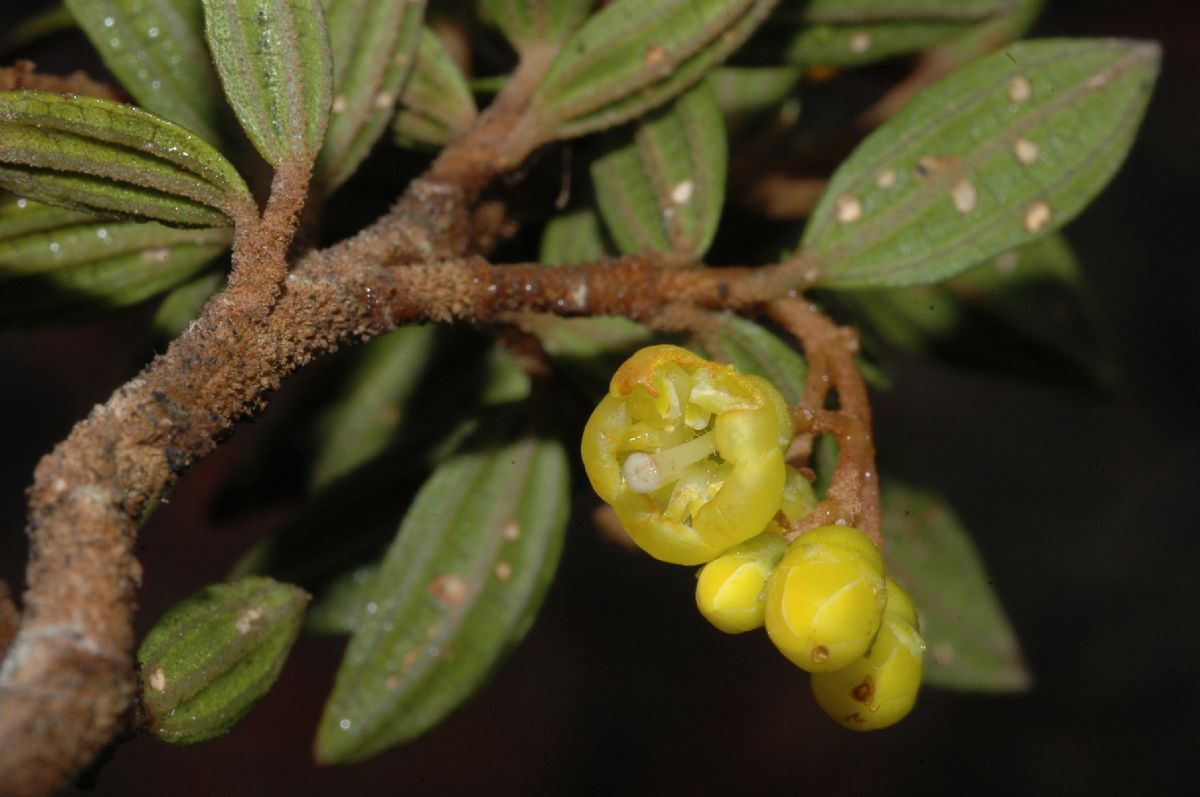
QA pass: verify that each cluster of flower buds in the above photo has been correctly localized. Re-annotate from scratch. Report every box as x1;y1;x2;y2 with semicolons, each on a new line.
582;345;924;729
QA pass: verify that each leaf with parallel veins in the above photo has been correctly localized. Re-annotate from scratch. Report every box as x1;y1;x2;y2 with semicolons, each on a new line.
803;38;1160;288
0;91;253;226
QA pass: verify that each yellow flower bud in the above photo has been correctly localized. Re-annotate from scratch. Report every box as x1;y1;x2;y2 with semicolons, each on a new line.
764;525;887;672
695;533;789;634
581;345;793;565
811;579;925;730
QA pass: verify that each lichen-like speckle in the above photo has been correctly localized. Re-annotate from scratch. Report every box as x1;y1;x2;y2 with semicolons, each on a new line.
495;561;512;581
644;44;668;70
670;179;694;205
373;91;395;110
148;666;167;693
1008;75;1032;103
502;519;521;541
875;168;896;189
951;179;977;214
428;574;469;607
849;31;871;54
834;194;862;224
1014;137;1039;165
235;607;263;634
1024;200;1051;233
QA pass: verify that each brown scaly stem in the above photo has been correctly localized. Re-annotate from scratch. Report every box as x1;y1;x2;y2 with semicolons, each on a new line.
769;298;882;548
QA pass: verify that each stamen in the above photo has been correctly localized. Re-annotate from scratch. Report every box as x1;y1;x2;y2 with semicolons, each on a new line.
623;432;717;493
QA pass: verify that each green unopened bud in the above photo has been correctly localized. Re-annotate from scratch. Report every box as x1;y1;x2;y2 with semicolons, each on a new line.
138;576;309;745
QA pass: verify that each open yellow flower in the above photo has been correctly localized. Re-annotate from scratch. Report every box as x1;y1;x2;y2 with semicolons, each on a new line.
581;345;793;565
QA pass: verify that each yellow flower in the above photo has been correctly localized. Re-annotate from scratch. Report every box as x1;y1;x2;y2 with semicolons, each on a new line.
811;577;925;730
581;345;792;565
763;525;887;672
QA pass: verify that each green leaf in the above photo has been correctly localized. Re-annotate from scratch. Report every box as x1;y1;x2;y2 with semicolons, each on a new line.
802;39;1160;288
151;269;224;342
479;0;593;52
201;0;333;165
1;6;77;58
708;65;801;132
540;206;610;265
391;27;477;151
847;233;1112;384
0;204;231;324
592;79;726;259
0;192;101;240
755;0;1013;68
315;0;424;192
138;576;309;745
304;562;380;635
882;480;1030;692
532;0;779;140
694;314;807;404
309;324;439;490
315;423;570;763
0;91;254;226
65;0;226;143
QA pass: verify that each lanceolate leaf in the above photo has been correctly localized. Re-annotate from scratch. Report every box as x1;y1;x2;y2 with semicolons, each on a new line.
532;0;780;140
65;0;225;143
201;0;333;166
802;39;1160;288
882;480;1030;692
708;66;801;131
695;315;808;404
152;269;225;343
309;324;439;490
479;0;593;53
540;206;610;265
0;193;100;240
0;91;254;226
391;28;477;151
848;233;1112;384
316;424;570;763
315;0;424;192
0;213;231;324
138;577;309;745
592;80;726;259
755;0;1011;68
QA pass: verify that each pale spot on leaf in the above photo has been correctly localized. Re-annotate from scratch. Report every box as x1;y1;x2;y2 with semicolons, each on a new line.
875;168;896;189
495;561;512;581
1024;200;1051;233
951;179;977;214
502;519;521;541
428;574;468;607
141;247;171;263
670;179;694;205
235;607;263;634
373;91;395;110
1014;137;1039;165
849;31;871;54
994;251;1019;273
834;194;862;224
148;666;167;693
331;94;347;114
643;44;668;70
1008;75;1032;103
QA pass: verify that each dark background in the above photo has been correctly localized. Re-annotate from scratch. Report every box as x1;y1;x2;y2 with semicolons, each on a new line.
2;1;1198;794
